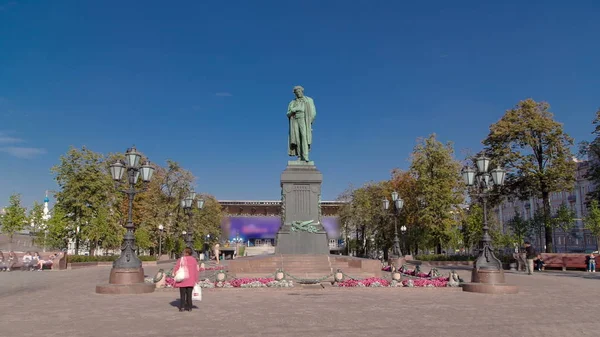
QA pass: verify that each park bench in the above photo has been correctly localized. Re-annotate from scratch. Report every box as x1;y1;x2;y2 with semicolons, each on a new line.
539;253;593;271
2;251;67;271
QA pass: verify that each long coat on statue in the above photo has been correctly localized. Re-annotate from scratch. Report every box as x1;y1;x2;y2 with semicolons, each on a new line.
287;96;316;159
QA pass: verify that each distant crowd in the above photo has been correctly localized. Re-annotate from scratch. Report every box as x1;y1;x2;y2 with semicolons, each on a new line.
0;250;60;271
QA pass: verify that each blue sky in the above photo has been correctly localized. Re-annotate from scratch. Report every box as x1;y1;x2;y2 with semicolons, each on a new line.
1;0;599;209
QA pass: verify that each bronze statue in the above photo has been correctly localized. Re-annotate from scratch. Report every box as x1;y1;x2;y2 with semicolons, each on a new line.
287;86;316;162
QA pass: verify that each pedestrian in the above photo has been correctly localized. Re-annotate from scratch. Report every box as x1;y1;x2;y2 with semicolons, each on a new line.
588;253;596;273
172;247;199;312
524;241;536;275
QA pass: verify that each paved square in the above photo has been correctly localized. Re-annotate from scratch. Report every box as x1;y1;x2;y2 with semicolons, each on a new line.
1;266;599;337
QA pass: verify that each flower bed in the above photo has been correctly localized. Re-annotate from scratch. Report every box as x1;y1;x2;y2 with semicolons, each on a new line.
334;277;390;287
198;277;294;288
199;266;223;272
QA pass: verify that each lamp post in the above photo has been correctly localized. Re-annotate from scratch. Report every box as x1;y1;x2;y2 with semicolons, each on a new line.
181;192;205;259
462;155;510;287
382;191;404;258
158;224;164;259
400;225;407;256
96;146;156;294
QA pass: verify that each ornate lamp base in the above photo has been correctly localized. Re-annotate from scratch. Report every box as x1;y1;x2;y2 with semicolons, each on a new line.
462;243;518;294
96;267;155;294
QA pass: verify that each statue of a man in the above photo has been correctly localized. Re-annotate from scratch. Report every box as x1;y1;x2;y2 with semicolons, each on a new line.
287;85;316;162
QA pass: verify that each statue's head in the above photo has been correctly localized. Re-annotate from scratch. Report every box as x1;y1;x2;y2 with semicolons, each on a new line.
293;86;304;98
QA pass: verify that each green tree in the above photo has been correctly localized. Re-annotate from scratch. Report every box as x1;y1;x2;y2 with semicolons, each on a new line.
338;181;392;258
584;200;600;249
28;201;44;246
578;108;600;202
552;202;576;253
1;193;28;242
410;134;464;253
44;205;71;250
506;211;531;249
483;99;576;252
52;146;115;254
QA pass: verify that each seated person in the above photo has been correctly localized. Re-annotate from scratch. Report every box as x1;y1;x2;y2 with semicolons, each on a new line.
6;251;17;271
22;251;34;270
33;252;47;271
534;254;544;271
0;251;6;271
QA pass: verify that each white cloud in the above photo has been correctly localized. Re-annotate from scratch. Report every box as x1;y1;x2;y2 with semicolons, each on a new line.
215;92;233;97
0;132;23;144
0;147;47;159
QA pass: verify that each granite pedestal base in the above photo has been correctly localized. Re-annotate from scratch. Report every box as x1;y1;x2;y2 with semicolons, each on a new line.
275;162;329;255
276;230;329;255
462;268;518;294
96;267;155;295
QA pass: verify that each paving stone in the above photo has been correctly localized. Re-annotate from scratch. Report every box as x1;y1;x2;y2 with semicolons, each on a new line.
0;266;599;336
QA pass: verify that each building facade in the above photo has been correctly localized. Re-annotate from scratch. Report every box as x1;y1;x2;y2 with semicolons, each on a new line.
219;200;345;252
494;159;596;252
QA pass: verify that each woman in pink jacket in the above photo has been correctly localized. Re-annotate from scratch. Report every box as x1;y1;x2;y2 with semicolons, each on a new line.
172;247;199;312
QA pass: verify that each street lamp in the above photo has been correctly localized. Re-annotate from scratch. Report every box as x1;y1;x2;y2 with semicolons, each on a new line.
158;224;164;259
96;146;155;294
462;155;507;285
383;191;404;258
181;192;205;258
400;225;407;255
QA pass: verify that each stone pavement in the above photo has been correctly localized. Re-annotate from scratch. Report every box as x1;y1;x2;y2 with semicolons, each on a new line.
1;266;600;337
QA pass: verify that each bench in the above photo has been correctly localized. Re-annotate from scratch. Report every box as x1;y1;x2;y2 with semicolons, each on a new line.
1;251;67;271
540;253;594;271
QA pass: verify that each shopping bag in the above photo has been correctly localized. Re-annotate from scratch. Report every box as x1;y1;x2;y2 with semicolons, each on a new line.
192;284;202;301
174;258;188;283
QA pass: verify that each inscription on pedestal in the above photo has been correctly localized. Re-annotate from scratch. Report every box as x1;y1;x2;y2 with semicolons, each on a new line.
276;164;329;254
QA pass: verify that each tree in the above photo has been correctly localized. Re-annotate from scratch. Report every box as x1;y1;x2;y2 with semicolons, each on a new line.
506;211;531;249
584;200;600;249
552;202;576;253
578;108;600;202
1;193;28;242
52;146;115;254
410;134;464;253
44;206;71;250
338;181;392;258
28;201;44;246
390;170;426;255
483;99;576;252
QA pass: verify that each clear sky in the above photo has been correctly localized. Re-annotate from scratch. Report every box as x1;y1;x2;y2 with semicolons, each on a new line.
1;0;599;209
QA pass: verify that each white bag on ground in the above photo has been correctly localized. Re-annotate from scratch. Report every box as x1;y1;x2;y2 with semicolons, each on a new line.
192;284;202;301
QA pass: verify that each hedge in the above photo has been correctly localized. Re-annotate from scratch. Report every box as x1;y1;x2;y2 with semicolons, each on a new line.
415;254;515;264
67;255;157;263
415;254;476;262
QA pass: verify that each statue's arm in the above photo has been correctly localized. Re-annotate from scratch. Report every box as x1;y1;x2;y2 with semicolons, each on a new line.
286;101;294;118
309;98;316;122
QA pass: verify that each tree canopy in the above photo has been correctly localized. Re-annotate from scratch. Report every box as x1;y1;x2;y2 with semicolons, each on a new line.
483;98;575;252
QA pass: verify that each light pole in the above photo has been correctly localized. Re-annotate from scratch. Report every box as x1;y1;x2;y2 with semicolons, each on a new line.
181;192;205;259
462;156;508;286
158;224;164;259
400;225;407;256
204;234;211;261
96;146;155;295
382;191;404;258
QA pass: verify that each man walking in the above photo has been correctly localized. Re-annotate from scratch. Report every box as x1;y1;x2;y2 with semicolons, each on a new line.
524;241;536;275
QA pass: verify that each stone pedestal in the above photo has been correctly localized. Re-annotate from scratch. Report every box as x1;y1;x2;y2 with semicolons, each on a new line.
462;267;518;294
96;267;155;294
275;161;329;255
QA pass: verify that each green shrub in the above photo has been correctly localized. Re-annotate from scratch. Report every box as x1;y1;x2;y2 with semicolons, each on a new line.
238;246;245;257
67;255;157;263
415;254;476;261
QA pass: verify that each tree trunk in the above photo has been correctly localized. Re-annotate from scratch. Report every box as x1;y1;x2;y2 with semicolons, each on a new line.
542;191;553;253
436;243;442;254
